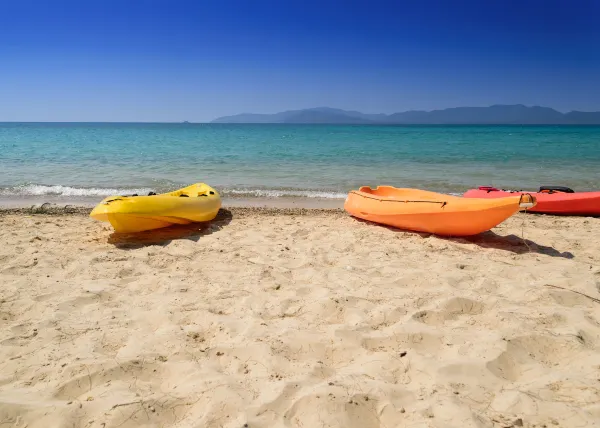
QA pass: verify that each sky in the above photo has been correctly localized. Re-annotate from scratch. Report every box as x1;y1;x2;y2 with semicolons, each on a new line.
1;0;599;122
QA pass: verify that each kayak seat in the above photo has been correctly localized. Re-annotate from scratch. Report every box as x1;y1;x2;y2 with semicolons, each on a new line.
539;186;575;194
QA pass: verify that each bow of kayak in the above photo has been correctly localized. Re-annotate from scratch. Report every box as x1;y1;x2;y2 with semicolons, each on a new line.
464;186;600;216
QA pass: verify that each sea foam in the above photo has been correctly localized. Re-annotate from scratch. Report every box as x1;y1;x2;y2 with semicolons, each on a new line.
0;184;153;197
222;188;347;199
0;184;348;199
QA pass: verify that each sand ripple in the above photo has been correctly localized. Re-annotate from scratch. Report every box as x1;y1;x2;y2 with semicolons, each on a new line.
0;208;599;427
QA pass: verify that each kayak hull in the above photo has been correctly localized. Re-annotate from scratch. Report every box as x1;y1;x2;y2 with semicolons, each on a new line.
344;186;536;236
90;183;222;233
463;187;600;216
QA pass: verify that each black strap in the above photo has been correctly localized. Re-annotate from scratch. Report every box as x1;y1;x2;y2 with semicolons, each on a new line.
539;186;574;194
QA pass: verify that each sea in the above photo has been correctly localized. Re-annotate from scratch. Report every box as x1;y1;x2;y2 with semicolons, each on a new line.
1;123;599;206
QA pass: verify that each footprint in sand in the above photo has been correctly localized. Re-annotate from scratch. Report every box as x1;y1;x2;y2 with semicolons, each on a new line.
145;254;177;269
411;309;446;325
93;329;131;356
56;291;113;312
487;333;586;381
368;306;409;329
52;359;163;400
411;297;485;326
1;322;39;347
361;330;443;353
283;392;382;428
442;296;485;318
486;350;522;381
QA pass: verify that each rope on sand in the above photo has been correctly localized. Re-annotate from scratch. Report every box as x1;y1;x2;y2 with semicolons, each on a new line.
520;209;532;253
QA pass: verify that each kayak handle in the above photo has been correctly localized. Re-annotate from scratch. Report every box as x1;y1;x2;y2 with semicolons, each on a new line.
518;193;536;209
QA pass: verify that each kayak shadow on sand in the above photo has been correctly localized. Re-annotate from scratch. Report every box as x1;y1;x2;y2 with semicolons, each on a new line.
351;218;574;259
447;231;574;259
106;208;233;249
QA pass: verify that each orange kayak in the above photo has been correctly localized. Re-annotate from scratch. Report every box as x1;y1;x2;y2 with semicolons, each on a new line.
344;186;536;236
463;186;600;216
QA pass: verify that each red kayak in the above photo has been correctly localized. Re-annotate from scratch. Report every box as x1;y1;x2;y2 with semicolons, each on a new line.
463;186;600;216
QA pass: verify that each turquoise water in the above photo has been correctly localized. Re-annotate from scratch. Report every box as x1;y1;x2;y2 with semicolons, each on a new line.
1;123;599;200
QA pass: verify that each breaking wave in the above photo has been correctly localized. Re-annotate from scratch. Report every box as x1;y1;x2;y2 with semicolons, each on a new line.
0;184;154;197
221;188;347;199
0;184;348;199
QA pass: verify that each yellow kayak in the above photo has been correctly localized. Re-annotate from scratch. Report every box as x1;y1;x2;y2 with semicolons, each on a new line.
90;183;221;233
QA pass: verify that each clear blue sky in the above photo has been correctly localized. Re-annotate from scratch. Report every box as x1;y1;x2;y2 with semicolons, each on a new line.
1;0;599;122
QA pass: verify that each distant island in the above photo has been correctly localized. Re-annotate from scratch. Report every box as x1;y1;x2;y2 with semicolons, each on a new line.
211;105;600;125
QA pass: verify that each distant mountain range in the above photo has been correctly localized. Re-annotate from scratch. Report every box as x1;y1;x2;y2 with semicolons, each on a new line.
211;105;600;125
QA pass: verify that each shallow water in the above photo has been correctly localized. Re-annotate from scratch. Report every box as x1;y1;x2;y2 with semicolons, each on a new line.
1;123;599;202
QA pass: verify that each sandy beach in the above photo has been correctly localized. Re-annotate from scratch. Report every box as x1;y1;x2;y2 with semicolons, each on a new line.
1;206;599;428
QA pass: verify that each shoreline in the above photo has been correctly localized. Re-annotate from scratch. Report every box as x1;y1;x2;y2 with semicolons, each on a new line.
0;195;346;210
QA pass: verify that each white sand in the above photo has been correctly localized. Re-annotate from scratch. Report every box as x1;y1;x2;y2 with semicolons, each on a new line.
0;207;599;428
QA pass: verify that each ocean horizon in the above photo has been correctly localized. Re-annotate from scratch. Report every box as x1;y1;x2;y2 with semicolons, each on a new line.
1;122;599;205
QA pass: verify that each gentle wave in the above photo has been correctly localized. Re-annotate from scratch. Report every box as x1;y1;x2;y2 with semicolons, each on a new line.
0;184;154;197
221;188;347;199
0;184;465;199
0;184;348;199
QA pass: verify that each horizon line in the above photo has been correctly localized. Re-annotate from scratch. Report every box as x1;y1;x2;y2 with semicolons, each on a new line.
3;104;600;124
2;122;600;126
